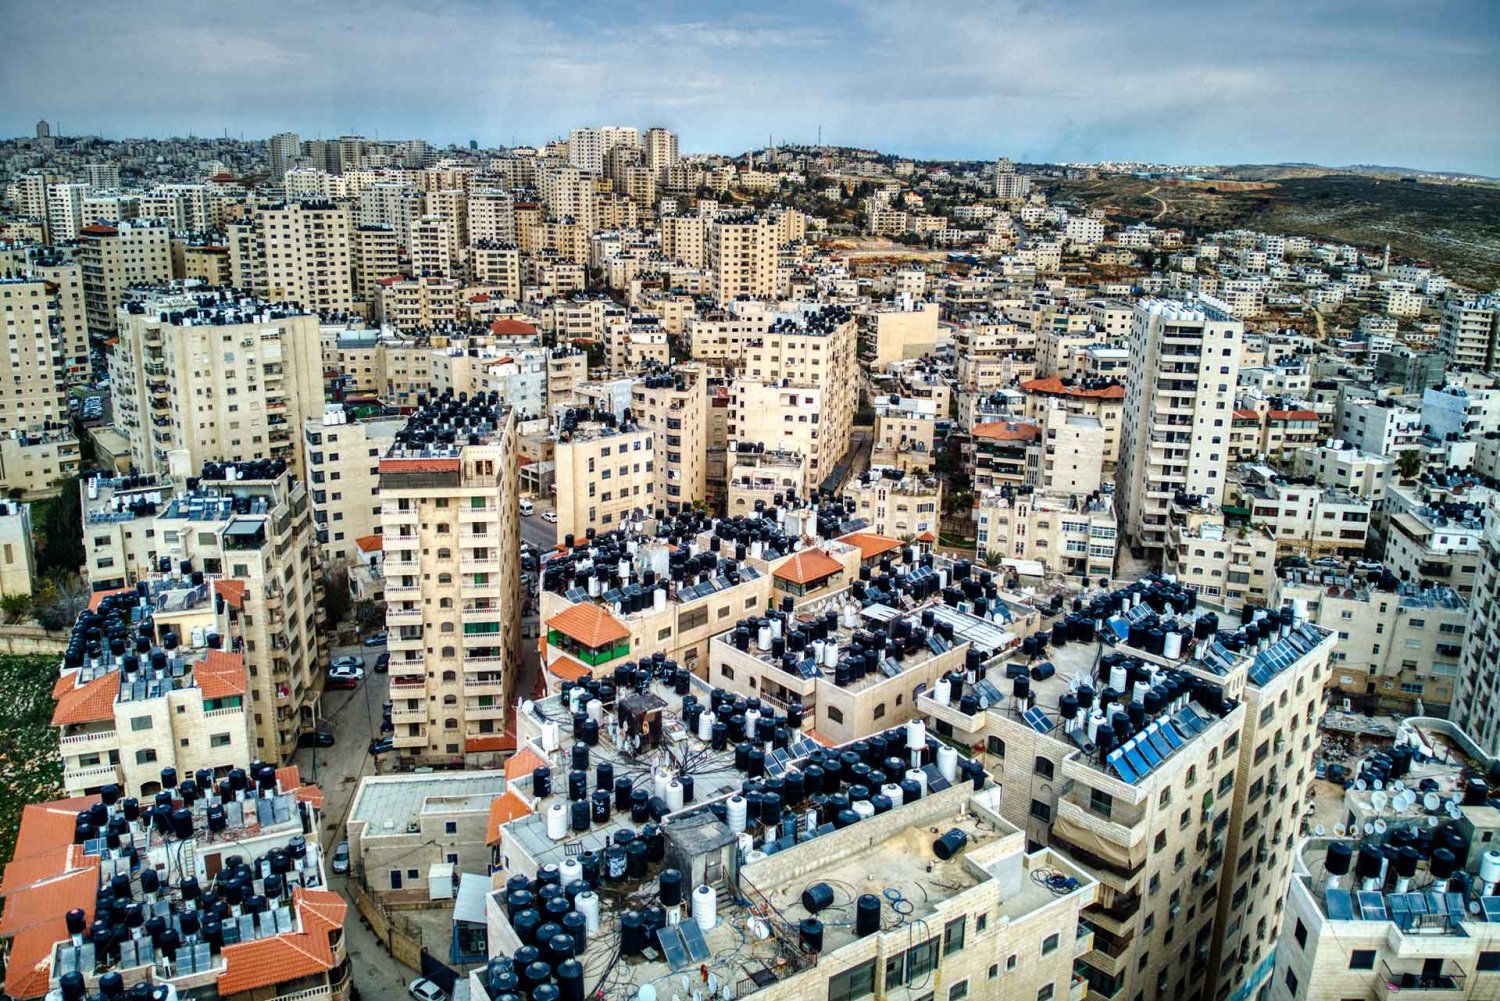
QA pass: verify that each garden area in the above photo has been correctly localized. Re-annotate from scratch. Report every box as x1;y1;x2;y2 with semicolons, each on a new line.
0;654;64;868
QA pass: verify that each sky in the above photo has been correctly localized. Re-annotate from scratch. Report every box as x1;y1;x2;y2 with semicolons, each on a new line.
2;0;1497;174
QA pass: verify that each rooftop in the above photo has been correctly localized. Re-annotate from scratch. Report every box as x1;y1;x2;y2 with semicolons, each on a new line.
381;387;512;466
350;772;508;835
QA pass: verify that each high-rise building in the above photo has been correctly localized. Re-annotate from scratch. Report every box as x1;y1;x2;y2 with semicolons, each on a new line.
46;182;90;243
268;130;301;179
644;126;679;182
260;201;354;311
303;406;406;565
709;214;779;304
379;391;522;764
1453;513;1500;755
1117;297;1242;556
567;126;639;173
553;410;655;538
34;118;50;138
0;275;69;437
633;363;708;510
1438;297;1498;371
351;224;399;304
76;219;173;333
920;577;1336;1001
109;286;324;478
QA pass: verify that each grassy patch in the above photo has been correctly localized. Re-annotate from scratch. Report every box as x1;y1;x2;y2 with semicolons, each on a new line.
0;655;64;867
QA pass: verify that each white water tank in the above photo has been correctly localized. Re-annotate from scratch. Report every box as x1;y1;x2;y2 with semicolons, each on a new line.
937;745;959;783
654;588;667;613
576;890;601;933
758;624;772;651
561;858;582;886
906;767;929;797
906;719;926;751
653;768;669;802
1482;850;1500;894
1109;664;1127;694
546;802;569;840
692;884;717;930
823;642;838;667
1163;631;1183;660
852;800;876;821
727;795;748;833
666;779;684;813
933;679;951;706
587;698;604;724
841;603;860;628
697;710;714;742
882;782;905;807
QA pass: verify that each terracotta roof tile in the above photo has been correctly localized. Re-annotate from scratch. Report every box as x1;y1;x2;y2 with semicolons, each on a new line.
214;578;248;609
487;789;534;845
504;746;546;782
972;421;1042;443
2;866;100;998
773;548;845;586
1268;409;1318;421
491;318;537;335
547;604;629;649
50;671;119;726
1232;409;1260;420
196;649;248;699
839;531;904;560
217;888;347;995
465;734;516;753
88;587;132;611
378;457;461;474
1019;376;1125;400
2;796;100;896
354;534;383;553
545;654;592;683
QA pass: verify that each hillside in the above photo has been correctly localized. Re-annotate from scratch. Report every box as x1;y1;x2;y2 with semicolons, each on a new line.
1049;174;1500;288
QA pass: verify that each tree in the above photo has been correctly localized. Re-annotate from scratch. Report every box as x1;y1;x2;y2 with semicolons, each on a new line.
34;477;85;577
354;600;384;633
0;592;32;623
33;573;90;632
1396;450;1423;482
319;565;351;626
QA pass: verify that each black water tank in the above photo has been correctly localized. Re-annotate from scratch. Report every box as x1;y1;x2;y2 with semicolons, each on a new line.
855;894;881;936
933;828;969;860
801;882;835;913
659;868;683;906
1325;841;1352;876
799;917;824;953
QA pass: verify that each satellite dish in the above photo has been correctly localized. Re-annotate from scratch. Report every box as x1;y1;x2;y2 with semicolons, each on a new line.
1375;819;1388;834
1424;793;1441;811
1314;825;1326;837
1356;778;1368;791
1371;792;1388;812
1364;822;1376;835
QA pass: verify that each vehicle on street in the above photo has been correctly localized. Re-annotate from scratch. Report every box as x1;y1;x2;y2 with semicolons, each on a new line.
520;499;535;516
363;632;388;646
331;655;364;671
374;652;390;673
542;511;557;523
328;663;364;682
409;978;448;1001
369;736;394;755
297;726;335;749
325;675;359;691
332;841;350;874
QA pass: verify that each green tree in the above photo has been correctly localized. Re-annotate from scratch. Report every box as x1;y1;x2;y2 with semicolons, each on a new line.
34;477;85;577
0;592;32;623
320;565;351;626
1396;450;1423;482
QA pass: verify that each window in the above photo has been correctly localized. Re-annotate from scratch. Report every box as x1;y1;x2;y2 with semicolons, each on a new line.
1348;950;1375;971
1036;987;1054;1001
948;982;968;1001
1030;800;1051;822
827;706;844;724
136;748;157;764
1034;756;1054;780
1293;919;1306;948
1042;933;1059;955
828;960;875;1001
976;914;987;934
944;917;965;955
873;703;886;720
1478;951;1500;972
987;736;1005;758
987;965;998;981
445;821;458;835
1090;788;1113;819
130;716;152;731
210;733;232;748
906;939;938;982
1284;970;1297;996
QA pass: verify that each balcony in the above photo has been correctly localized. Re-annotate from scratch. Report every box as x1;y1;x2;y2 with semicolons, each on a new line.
59;728;119;750
386;605;422;624
65;762;123;788
1377;964;1464;1001
460;558;501;575
1074;920;1095;958
383;508;419;525
382;559;420;575
393;730;426;749
392;704;426;723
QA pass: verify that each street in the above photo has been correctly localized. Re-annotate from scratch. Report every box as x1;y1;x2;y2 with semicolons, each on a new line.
294;640;390;848
518;501;557;552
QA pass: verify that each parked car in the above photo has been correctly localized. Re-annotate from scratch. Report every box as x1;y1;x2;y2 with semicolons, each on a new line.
326;674;359;691
297;726;335;749
331;841;350;874
328;663;364;682
542;511;557;524
374;652;390;673
519;499;535;516
363;632;388;647
369;736;394;755
331;655;364;671
409;979;448;1001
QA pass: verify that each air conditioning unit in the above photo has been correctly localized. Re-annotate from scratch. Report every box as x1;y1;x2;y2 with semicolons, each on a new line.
1169;903;1181;919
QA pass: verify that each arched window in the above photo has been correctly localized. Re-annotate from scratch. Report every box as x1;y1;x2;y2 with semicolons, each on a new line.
442;670;457;682
440;622;456;633
437;548;452;560
438;573;453;585
136;748;157;765
443;694;458;706
441;646;456;658
439;597;453;609
445;717;459;730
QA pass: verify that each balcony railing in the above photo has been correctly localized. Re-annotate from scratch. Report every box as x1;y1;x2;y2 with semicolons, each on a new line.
1378;963;1465;999
60;729;119;748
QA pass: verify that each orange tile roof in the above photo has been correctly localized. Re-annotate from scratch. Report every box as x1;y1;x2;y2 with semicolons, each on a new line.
487;789;534;845
214;578;248;609
773;548;845;585
839;531;904;560
50;670;119;726
491;318;538;335
504;746;546;781
915;530;937;543
1019;376;1125;400
217;888;347;995
972;421;1041;443
546;654;592;683
1232;409;1260;420
1268;409;1318;421
547;604;629;649
2;866;100;998
378;457;461;474
2;796;100;896
354;533;383;553
196;649;248;699
79;223;118;236
465;734;516;753
87;586;132;611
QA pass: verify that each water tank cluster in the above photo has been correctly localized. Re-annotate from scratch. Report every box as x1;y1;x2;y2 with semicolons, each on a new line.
62;576;223;676
393;388;505;451
61;769;315;993
1048;652;1233;764
768;304;851;335
1324;822;1500;900
198;458;287;483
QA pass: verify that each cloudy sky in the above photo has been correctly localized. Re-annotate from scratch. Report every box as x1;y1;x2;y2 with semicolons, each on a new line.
3;0;1496;173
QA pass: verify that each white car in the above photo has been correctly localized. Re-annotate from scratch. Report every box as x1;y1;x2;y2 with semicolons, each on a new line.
541;511;558;524
409;978;448;1001
328;663;365;682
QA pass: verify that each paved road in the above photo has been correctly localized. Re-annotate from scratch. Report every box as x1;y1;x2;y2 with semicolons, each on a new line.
293;641;390;848
519;506;557;552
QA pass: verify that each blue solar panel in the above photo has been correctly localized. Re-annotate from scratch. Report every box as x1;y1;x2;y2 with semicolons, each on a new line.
1146;725;1174;760
1159;721;1185;749
680;921;711;961
973;680;1004;706
1105;616;1129;641
1106;749;1138;784
1023;706;1055;734
1389;894;1411;929
1124;745;1150;777
1325;889;1355;920
1133;736;1162;768
1177;707;1207;734
1481;896;1500;922
1358;892;1387;920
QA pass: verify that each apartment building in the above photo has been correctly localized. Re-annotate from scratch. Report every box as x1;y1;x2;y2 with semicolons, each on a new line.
469;239;522;298
919;576;1336;1001
954;317;1035;391
975;489;1118;580
1454;515;1500;755
633;364;708;509
0;427;81;497
1117;297;1243;556
109;287;323;478
52;579;253;798
1019;377;1125;472
151;461;324;761
1229;466;1372;558
1164;501;1278;611
553;409;655;539
843;468;942;539
268;130;300;178
1384;500;1486;599
727;444;805;515
709;214;779;303
15;247;90;380
1294;441;1392;501
1;771;348;1001
76;219;172;332
1335;397;1420;457
1274;563;1465;715
970;421;1042;491
1438;297;1498;371
861;299;941;368
567;126;639;172
0;277;69;436
81;473;170;589
379;391;522;764
872;393;940;473
304;406;405;565
0;500;35;596
351;224;399;302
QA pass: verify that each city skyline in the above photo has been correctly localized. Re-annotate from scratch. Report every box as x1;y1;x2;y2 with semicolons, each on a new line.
3;0;1496;175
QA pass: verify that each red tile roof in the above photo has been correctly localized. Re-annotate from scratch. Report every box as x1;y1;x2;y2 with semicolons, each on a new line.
972;421;1042;443
217;888;346;995
196;649;248;699
465;734;516;753
504;746;546;782
1268;409;1318;421
1019;376;1125;400
79;224;118;236
1232;409;1260;420
487;789;534;845
88;587;131;611
546;654;592;683
491;318;538;335
214;578;248;609
378;457;461;474
547;604;629;648
773;548;845;586
50;670;119;726
839;532;904;561
354;534;383;553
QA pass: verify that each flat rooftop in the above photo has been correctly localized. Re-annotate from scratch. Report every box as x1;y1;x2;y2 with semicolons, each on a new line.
351;773;508;834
